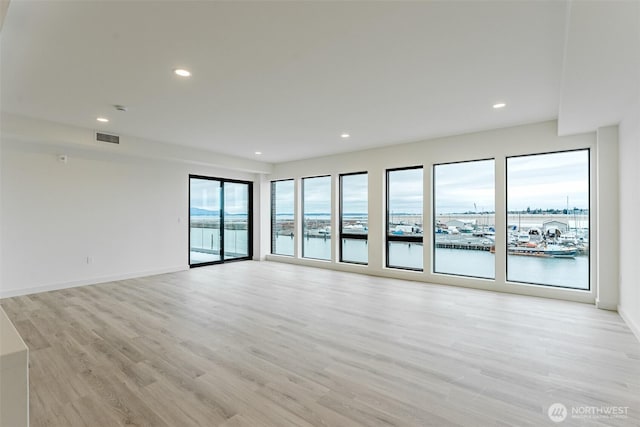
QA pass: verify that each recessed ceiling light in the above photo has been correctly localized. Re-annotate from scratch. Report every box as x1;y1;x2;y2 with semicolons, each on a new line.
341;133;350;138
96;117;109;123
174;68;191;77
255;151;262;155
493;103;506;109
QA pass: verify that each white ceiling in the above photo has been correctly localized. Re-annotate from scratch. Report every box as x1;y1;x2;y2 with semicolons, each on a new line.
559;1;640;135
1;1;637;163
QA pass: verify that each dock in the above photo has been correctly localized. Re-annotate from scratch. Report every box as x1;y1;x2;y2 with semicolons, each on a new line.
435;242;492;251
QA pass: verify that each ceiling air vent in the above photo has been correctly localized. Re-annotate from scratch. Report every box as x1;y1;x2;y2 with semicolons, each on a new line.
96;132;120;145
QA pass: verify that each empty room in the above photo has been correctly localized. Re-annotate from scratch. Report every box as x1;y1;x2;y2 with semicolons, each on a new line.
1;1;639;426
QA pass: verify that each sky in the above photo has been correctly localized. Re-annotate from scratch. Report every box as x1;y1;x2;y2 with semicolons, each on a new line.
435;160;494;214
190;178;248;214
507;150;589;211
274;175;370;216
341;173;368;214
267;149;590;215
388;168;423;214
273;179;294;214
303;176;331;214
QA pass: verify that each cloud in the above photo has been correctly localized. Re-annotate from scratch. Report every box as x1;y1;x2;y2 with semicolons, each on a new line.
303;176;331;213
435;159;494;213
190;178;220;210
507;150;589;210
341;173;368;214
268;150;591;218
388;168;424;213
190;178;249;214
273;180;294;214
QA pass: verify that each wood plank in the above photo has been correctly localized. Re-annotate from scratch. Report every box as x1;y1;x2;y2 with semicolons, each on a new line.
1;261;639;426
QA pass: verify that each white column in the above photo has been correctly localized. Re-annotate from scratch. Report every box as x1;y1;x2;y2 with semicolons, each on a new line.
423;163;432;275
368;168;384;271
332;174;339;263
253;173;271;260
596;125;619;310
294;178;302;258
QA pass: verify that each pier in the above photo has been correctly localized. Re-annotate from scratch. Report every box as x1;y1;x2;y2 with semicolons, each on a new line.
435;242;492;251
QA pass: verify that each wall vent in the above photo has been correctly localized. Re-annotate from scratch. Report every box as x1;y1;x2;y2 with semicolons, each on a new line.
96;132;120;144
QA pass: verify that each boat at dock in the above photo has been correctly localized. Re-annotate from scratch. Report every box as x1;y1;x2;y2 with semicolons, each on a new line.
507;243;577;258
490;241;578;258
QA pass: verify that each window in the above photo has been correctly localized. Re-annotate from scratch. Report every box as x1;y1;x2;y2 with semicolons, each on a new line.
302;175;332;260
433;159;495;279
271;179;294;256
506;150;590;289
190;177;221;265
386;167;423;270
340;172;368;264
223;181;251;260
189;176;252;267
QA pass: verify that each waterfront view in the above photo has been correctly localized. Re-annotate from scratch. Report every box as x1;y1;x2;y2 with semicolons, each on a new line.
275;211;589;289
190;177;251;265
190;222;249;264
271;150;590;290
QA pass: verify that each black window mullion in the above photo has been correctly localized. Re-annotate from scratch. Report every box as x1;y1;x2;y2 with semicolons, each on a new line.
341;233;368;240
270;181;276;254
219;180;224;260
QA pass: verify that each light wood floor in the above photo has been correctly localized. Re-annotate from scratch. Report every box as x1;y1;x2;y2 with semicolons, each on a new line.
2;261;639;427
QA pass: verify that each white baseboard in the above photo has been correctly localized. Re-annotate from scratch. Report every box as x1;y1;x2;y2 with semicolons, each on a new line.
618;305;640;344
595;298;618;311
0;265;189;299
263;256;596;305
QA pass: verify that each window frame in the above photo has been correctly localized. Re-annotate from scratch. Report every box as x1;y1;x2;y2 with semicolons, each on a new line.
339;171;369;265
505;148;591;291
270;178;295;257
188;174;253;268
385;166;424;271
432;157;496;279
301;174;332;260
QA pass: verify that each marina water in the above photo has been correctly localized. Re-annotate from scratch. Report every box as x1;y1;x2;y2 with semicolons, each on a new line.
274;235;589;290
189;224;589;290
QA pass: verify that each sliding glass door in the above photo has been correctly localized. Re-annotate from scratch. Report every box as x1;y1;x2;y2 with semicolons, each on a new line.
223;181;250;260
189;177;222;264
189;175;252;267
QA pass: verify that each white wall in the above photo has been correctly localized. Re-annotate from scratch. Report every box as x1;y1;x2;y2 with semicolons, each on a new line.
0;116;269;298
266;120;612;304
0;114;624;313
618;100;640;340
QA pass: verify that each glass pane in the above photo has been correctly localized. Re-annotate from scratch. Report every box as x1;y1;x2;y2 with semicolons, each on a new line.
341;174;368;236
341;173;368;264
387;168;423;270
506;150;590;289
271;180;294;256
190;178;221;264
303;176;331;260
387;168;423;238
388;241;423;270
434;160;495;279
341;238;368;264
223;182;249;260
